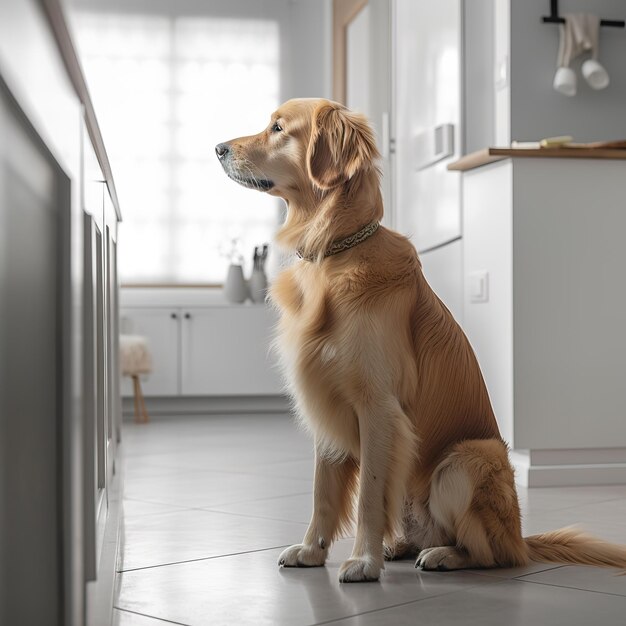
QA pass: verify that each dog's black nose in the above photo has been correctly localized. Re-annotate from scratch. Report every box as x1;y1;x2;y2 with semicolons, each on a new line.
215;143;229;159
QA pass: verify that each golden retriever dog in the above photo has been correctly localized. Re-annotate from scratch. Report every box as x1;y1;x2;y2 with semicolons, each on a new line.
216;98;626;582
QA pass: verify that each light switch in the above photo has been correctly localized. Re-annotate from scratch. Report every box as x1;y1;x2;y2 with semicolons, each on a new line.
495;55;509;90
469;271;489;303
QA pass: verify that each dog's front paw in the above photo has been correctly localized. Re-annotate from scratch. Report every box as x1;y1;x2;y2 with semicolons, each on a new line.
278;543;326;568
338;557;381;583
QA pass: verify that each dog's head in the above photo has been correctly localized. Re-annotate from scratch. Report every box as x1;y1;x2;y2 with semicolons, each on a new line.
215;98;380;199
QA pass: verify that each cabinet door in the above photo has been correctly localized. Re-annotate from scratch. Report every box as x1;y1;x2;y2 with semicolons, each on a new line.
462;163;513;446
0;80;64;625
420;239;463;324
119;308;180;396
181;306;282;396
82;212;106;583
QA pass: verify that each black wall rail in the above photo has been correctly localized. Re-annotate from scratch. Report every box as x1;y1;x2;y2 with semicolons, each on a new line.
542;0;624;28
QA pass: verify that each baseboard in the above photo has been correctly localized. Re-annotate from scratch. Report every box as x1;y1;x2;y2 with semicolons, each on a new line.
511;448;626;487
121;394;291;420
85;444;124;625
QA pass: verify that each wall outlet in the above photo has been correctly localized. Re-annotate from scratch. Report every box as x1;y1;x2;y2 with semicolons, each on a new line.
469;271;489;303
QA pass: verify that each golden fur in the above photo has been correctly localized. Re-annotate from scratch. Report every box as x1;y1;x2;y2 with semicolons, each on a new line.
217;98;626;582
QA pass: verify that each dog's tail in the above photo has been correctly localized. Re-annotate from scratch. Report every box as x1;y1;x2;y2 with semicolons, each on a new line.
525;526;626;571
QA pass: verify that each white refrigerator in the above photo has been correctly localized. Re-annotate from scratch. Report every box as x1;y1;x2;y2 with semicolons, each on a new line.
393;0;463;321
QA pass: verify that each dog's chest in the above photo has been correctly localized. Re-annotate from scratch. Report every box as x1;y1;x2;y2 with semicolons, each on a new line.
280;289;344;374
272;265;362;378
279;300;360;456
271;268;369;457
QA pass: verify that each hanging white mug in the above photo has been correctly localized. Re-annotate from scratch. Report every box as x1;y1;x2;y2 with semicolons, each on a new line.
582;59;610;90
553;66;577;96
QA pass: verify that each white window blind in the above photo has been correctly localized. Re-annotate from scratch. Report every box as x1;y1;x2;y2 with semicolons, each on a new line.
74;13;281;283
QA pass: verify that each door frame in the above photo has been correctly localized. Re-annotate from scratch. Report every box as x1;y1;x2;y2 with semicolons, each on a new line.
333;0;368;103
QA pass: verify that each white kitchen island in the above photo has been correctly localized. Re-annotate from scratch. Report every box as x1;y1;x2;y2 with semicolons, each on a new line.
0;1;122;623
450;148;626;487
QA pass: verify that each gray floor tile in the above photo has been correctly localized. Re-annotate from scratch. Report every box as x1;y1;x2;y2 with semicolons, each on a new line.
119;508;307;571
205;492;314;525
116;416;626;625
123;416;311;468
123;446;313;474
123;469;312;509
465;562;565;579
116;541;499;626
516;484;626;514
123;461;196;481
253;458;314;481
521;564;626;596
121;499;189;519
326;578;626;626
113;608;186;625
521;498;626;544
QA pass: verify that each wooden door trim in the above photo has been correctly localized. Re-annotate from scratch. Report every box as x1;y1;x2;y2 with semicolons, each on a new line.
333;0;368;103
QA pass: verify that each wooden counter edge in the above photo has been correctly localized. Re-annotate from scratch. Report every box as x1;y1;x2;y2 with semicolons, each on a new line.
448;147;626;172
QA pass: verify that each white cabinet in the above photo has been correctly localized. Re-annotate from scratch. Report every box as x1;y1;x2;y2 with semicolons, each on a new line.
181;307;280;395
120;308;179;396
461;156;626;486
419;239;464;324
120;302;282;397
82;180;121;588
0;2;122;622
462;161;513;445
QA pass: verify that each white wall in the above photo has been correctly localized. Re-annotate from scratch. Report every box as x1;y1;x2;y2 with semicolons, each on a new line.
511;0;626;142
287;0;332;100
463;0;495;153
463;0;626;148
346;5;371;113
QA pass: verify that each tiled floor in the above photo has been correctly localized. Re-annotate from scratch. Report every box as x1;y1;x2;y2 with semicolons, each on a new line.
114;415;626;626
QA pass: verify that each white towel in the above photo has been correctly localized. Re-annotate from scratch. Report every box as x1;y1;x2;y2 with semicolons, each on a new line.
554;13;609;95
557;13;600;67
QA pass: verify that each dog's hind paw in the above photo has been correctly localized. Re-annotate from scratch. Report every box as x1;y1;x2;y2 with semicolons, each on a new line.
384;539;418;561
415;546;467;571
278;543;326;568
338;557;381;583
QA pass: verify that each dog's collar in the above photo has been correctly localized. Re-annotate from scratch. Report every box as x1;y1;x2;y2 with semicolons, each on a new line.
296;221;380;262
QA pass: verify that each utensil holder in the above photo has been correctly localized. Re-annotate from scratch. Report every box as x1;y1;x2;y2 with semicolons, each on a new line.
249;268;268;303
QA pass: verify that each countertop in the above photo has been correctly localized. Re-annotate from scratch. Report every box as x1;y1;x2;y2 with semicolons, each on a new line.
448;147;626;172
120;286;269;308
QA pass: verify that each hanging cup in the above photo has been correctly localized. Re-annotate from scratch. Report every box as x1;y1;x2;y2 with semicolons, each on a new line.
582;59;610;90
553;66;577;96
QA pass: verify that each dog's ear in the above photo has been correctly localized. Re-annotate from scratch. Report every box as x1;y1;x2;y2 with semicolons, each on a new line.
306;102;379;190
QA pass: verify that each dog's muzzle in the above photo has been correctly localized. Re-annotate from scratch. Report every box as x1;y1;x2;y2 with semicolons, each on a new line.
215;142;274;191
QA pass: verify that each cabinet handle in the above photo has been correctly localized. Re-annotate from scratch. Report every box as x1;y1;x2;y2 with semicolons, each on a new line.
184;313;191;320
171;312;178;320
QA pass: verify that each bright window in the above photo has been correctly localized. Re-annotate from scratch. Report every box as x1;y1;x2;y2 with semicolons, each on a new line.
74;13;281;283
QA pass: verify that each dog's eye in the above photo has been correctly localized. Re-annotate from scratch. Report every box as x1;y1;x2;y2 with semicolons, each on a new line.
271;122;283;133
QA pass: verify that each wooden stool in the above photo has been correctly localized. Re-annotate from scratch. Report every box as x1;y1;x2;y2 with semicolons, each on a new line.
120;335;153;424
